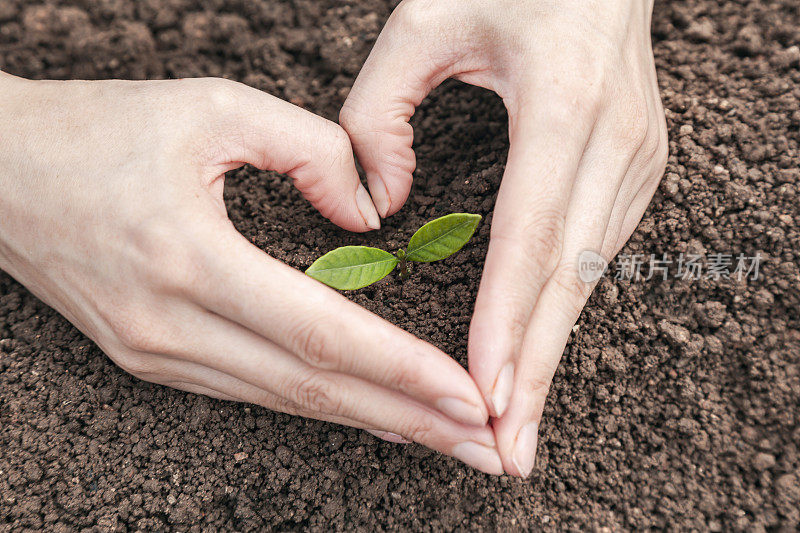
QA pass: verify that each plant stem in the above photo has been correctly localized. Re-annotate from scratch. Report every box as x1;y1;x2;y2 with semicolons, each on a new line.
396;248;410;280
399;259;409;280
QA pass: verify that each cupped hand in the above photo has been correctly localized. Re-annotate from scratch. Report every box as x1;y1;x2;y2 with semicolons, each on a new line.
340;0;669;476
0;73;503;474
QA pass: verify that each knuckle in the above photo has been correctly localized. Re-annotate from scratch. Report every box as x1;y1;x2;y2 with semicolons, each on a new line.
107;313;173;355
505;303;531;341
564;46;607;88
289;372;342;415
538;91;601;133
322;123;355;170
613;97;650;152
542;58;605;124
652;126;670;173
632;124;669;188
154;253;197;295
639;129;659;159
110;350;161;379
338;103;365;134
551;263;596;311
629;120;651;154
518;208;566;275
289;316;342;370
201;77;244;115
329;123;353;154
99;294;183;356
112;319;150;353
391;0;443;33
474;285;535;342
128;220;202;295
490;207;565;279
259;394;302;417
522;372;554;402
397;413;436;444
388;353;423;394
293;122;353;199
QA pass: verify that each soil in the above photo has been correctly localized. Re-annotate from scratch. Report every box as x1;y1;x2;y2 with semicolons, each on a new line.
1;0;799;531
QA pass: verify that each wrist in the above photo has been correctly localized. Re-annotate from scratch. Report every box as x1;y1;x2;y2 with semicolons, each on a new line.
0;70;17;90
0;73;27;127
575;0;652;31
0;72;29;275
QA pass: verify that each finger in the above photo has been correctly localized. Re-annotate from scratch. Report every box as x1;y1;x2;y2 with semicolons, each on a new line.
491;114;643;477
165;381;241;402
163;379;410;443
134;308;502;474
613;174;663;252
604;161;665;255
467;94;598;418
603;52;668;251
492;199;617;477
365;429;412;444
132;352;378;431
189;224;489;428
136;355;410;443
166;379;410;444
605;125;669;250
339;2;500;217
193;78;380;232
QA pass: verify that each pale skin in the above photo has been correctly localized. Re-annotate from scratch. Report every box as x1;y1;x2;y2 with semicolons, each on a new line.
0;0;667;477
340;0;668;477
0;75;501;474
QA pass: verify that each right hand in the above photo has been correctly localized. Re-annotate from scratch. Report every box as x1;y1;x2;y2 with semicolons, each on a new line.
339;0;668;477
0;73;502;474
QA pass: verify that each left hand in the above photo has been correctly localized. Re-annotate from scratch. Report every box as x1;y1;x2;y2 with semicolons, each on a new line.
340;0;668;476
0;75;500;474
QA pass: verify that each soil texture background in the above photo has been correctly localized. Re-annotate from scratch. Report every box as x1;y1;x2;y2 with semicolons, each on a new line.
1;0;799;530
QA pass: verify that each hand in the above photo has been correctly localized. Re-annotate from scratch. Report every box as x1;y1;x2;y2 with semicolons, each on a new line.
340;0;668;476
0;73;503;474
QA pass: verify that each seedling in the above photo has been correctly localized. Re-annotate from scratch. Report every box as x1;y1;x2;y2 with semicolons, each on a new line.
306;213;481;290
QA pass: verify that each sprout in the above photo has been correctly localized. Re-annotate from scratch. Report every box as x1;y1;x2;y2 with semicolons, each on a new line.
306;213;481;290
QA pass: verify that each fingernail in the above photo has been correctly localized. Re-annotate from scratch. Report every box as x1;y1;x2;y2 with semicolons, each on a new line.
367;173;391;217
452;442;503;475
511;421;539;478
355;184;381;230
436;397;487;426
366;429;411;444
489;362;514;417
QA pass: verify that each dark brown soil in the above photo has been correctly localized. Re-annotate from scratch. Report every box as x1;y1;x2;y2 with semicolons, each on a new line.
2;0;799;530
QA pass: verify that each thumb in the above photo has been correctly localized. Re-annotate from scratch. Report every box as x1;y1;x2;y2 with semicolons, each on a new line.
340;1;504;218
199;78;380;232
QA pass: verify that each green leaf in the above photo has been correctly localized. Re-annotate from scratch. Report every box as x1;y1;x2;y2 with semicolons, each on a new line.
406;213;482;262
305;246;399;290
